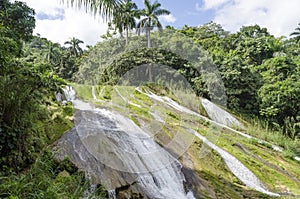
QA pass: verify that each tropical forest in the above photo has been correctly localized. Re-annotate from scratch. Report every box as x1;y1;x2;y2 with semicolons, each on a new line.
0;0;300;198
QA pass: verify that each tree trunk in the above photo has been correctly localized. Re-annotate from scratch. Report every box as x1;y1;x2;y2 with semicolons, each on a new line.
148;63;152;81
147;26;151;48
126;27;129;45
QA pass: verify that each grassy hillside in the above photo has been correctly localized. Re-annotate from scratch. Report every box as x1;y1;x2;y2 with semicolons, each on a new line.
74;84;300;198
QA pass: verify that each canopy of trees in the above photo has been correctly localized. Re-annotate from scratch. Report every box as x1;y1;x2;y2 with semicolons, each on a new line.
0;0;82;172
180;22;300;138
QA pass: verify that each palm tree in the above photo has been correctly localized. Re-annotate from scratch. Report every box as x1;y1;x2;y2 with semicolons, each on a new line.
44;41;61;62
64;37;84;57
112;0;140;45
62;0;122;20
137;0;170;48
290;23;300;44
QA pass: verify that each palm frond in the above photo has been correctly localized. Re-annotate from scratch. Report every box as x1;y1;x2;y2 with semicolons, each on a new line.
151;1;161;11
290;23;300;37
136;18;148;34
61;0;122;21
154;9;170;16
143;0;151;10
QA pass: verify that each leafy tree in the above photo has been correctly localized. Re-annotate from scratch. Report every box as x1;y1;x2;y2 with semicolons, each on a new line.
290;23;300;44
257;56;300;138
137;0;170;48
44;41;61;64
0;0;35;54
64;37;84;57
99;47;207;96
74;37;126;84
0;1;65;172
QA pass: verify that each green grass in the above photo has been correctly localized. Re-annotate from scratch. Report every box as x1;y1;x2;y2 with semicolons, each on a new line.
201;128;300;196
245;117;299;158
97;85;113;100
172;89;208;117
71;83;93;101
129;84;300;197
67;84;300;198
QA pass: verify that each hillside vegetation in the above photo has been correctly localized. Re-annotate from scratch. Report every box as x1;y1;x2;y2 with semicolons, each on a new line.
0;0;299;198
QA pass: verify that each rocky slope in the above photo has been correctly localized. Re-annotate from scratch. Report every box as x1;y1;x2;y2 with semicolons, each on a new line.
54;85;300;198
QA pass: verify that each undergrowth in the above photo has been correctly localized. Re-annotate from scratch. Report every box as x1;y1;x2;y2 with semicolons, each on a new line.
246;117;299;158
0;150;108;199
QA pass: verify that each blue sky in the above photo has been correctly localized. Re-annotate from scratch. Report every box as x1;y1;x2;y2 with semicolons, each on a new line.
22;0;300;46
134;0;215;27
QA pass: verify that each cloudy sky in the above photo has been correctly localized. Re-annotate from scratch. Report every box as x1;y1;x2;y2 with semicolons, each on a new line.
21;0;300;47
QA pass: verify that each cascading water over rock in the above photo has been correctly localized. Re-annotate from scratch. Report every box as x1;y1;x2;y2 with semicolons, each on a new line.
55;95;195;199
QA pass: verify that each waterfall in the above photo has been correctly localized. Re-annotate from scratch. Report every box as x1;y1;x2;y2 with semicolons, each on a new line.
55;91;62;102
92;86;97;100
62;85;76;102
108;190;116;199
57;97;195;199
139;89;292;155
138;89;282;196
201;98;244;128
187;128;279;197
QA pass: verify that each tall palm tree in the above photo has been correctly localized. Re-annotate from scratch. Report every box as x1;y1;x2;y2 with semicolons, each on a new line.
137;0;170;48
62;0;122;20
290;23;300;44
64;37;84;57
44;41;61;62
112;0;140;45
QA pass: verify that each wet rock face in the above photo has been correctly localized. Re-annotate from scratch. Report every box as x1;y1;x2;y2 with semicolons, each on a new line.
54;109;195;199
201;98;244;129
54;127;140;192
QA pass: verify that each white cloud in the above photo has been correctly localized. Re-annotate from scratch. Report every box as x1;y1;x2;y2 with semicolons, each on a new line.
199;0;231;10
200;0;300;37
159;14;177;23
21;0;108;46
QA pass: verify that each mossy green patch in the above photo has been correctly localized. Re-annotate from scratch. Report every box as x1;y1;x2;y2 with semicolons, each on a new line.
71;83;93;101
130;114;140;126
97;85;113;100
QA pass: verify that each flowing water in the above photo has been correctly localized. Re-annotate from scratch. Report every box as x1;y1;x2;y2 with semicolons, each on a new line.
92;86;97;100
62;85;76;101
140;89;294;156
140;89;252;138
138;89;282;196
187;128;280;197
201;98;244;128
57;86;289;197
58;87;195;198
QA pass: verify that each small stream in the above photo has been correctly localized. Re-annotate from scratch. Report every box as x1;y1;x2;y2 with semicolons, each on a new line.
187;128;280;197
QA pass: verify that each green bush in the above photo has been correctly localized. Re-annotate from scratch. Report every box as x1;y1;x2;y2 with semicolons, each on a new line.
0;150;108;199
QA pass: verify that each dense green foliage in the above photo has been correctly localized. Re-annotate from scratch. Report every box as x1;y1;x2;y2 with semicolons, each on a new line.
0;1;104;197
79;21;300;138
24;35;82;80
99;47;209;97
1;0;299;197
0;150;108;198
0;0;81;173
179;22;300;138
